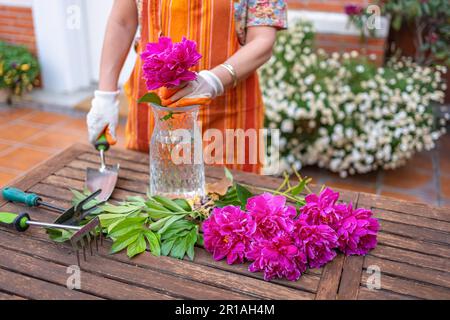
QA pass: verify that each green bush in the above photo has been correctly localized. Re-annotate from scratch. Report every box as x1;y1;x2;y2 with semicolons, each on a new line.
0;41;39;97
260;20;448;177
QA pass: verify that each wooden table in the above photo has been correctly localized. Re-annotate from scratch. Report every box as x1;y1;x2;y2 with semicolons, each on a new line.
0;143;449;300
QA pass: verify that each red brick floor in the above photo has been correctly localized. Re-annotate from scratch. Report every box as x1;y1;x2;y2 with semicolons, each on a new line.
0;106;449;208
0;107;127;187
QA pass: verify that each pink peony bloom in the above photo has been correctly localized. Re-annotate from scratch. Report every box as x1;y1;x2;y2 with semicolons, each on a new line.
141;36;202;90
203;206;256;264
335;204;379;256
246;193;297;239
247;232;307;281
344;4;363;16
294;219;338;269
299;187;342;228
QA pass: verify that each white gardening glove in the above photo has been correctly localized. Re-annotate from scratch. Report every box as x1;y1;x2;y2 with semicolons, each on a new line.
160;70;224;107
86;90;120;145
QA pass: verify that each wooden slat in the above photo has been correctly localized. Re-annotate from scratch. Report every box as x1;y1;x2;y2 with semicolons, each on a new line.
361;272;450;300
364;256;450;289
0;291;25;300
109;247;315;300
337;256;364;300
370;245;450;273
378;220;450;245
357;287;416;300
0;267;99;300
0;228;251;300
377;232;450;259
0;247;171;300
373;208;450;233
358;192;450;222
67;159;150;182
78;153;148;173
0;197;315;300
316;254;345;299
192;249;321;293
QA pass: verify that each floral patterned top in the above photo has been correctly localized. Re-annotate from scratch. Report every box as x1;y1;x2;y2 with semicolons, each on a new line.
135;0;287;46
234;0;288;45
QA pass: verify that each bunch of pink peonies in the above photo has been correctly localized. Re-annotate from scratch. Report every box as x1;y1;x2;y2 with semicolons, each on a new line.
141;36;202;90
203;188;379;282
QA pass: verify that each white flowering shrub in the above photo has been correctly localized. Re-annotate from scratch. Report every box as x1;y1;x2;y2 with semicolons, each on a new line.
260;20;448;177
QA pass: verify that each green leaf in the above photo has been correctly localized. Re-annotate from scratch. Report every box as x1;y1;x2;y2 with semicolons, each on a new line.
144;230;161;256
152;195;186;212
127;234;147;258
170;238;187;259
109;216;147;234
235;183;253;208
101;204;141;214
224;167;234;183
161;238;176;256
196;233;204;247
185;228;198;260
173;198;192;212
160;220;194;240
110;230;141;254
160;111;174;121
149;216;171;231
138;92;161;104
157;214;186;234
47;228;74;243
290;179;309;196
109;224;144;239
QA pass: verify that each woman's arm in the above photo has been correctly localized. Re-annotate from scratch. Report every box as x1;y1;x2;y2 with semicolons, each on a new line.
98;0;138;91
211;26;277;88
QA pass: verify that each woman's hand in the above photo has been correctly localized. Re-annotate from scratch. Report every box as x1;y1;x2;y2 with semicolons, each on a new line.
87;90;120;145
165;26;277;107
160;70;224;107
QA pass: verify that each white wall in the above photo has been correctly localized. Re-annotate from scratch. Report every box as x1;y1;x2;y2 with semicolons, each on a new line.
32;0;91;93
0;0;32;7
84;0;136;85
27;0;136;93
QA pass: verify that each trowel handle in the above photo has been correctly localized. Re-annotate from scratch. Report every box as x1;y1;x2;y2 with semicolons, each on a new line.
2;187;40;207
95;134;110;152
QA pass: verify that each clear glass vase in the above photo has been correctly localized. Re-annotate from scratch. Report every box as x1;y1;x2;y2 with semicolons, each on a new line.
148;103;205;199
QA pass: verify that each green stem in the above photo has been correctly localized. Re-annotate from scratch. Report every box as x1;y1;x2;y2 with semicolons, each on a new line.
240;183;304;204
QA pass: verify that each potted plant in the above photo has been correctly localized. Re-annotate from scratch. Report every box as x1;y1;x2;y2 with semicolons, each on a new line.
0;41;39;104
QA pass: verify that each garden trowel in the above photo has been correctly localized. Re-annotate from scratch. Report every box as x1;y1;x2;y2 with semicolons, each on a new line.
86;134;119;201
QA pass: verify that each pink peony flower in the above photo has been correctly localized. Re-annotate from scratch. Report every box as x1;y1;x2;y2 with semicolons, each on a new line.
335;204;379;256
203;206;256;264
141;36;202;90
246;193;297;239
294;219;338;269
247;232;307;281
344;4;363;16
299;187;342;228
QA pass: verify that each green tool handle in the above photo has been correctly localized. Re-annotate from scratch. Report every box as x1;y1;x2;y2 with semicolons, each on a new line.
2;187;40;207
0;212;30;232
95;134;110;152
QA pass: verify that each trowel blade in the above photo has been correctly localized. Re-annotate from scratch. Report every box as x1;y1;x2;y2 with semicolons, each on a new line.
85;164;119;202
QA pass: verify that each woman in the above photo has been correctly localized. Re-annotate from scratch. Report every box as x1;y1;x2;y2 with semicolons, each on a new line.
87;0;287;173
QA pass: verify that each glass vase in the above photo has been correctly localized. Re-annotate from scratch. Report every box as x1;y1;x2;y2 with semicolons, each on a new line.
148;103;205;199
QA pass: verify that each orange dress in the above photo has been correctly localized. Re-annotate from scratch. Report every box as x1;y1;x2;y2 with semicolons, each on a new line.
124;0;286;173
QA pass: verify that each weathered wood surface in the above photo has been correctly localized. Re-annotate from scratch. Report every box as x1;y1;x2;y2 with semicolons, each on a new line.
0;143;448;300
